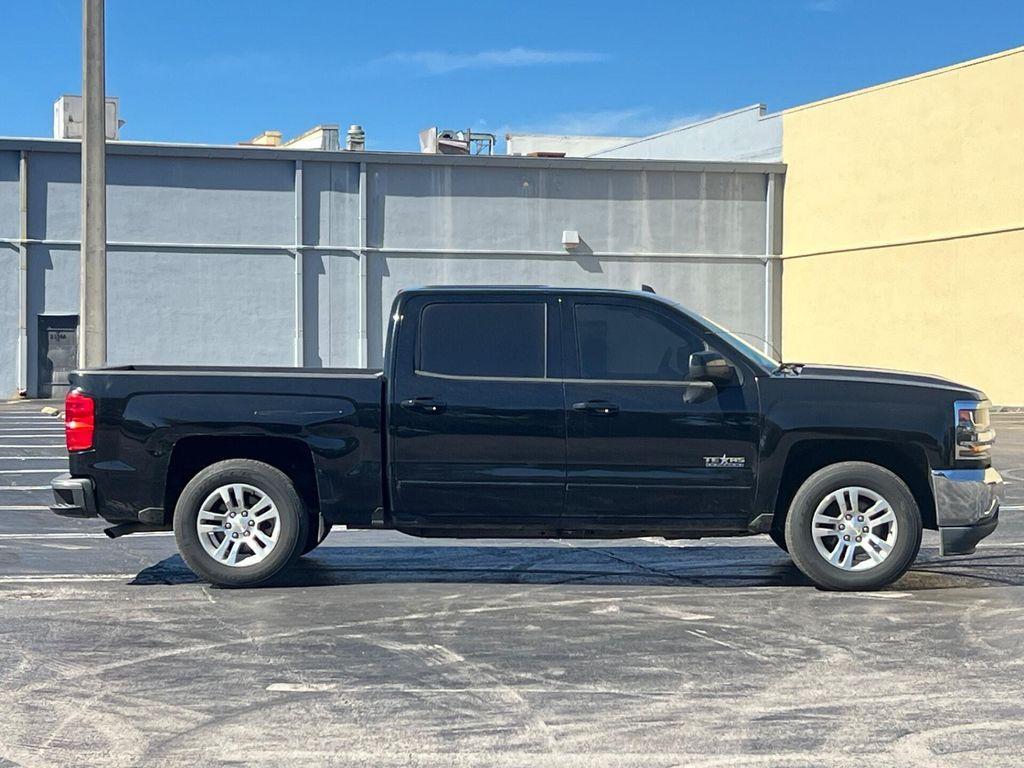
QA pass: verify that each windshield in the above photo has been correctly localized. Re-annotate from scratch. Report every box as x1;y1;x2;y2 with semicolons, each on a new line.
708;320;781;371
655;296;781;371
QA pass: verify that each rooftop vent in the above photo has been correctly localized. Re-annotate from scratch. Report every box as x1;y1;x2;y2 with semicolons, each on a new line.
346;124;365;151
419;127;495;155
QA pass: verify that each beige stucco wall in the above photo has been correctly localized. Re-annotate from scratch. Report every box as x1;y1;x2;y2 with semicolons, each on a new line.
781;46;1024;403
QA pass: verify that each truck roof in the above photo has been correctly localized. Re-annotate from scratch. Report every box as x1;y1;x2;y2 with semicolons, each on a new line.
401;285;656;297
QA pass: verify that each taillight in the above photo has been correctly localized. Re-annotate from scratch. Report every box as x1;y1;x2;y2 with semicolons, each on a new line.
65;389;95;452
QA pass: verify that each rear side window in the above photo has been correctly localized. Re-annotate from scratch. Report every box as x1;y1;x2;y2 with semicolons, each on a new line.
418;302;546;378
575;303;704;381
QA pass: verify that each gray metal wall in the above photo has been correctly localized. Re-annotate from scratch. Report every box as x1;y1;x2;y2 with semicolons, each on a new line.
0;139;784;397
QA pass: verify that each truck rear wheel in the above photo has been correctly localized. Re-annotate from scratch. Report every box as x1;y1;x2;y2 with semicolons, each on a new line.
173;459;308;587
785;461;922;591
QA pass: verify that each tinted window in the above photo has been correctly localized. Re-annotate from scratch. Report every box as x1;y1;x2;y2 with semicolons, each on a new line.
419;302;546;378
575;303;703;381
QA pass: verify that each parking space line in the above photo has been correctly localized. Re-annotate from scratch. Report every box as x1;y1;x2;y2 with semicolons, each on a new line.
0;444;64;449
0;532;172;539
0;505;50;510
264;682;677;695
0;457;66;461
0;469;66;474
1000;504;1024;511
0;434;66;439
0;574;135;583
0;486;50;491
0;429;60;433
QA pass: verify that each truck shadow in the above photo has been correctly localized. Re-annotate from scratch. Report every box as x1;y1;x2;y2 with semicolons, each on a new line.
128;543;1024;590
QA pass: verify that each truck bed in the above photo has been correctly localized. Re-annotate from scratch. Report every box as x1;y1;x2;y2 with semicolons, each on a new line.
93;364;384;376
65;366;385;526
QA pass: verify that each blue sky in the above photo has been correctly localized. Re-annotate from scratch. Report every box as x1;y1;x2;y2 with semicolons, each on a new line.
2;0;1022;151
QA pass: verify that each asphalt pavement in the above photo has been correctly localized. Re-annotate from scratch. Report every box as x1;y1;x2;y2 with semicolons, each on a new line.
1;399;1023;767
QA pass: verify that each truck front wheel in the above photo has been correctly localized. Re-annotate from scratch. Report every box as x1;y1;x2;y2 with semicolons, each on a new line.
173;459;308;587
785;461;922;591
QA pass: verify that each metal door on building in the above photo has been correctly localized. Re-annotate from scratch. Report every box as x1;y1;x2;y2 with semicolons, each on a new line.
37;315;79;398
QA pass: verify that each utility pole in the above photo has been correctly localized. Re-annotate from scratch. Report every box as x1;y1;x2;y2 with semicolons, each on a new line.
79;0;107;368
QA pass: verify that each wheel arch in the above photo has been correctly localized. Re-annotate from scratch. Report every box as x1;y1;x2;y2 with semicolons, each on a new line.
771;439;936;534
164;436;319;525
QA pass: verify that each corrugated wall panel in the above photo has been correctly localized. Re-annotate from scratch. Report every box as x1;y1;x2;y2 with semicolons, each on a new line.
372;165;767;255
301;250;361;367
106;156;296;245
301;161;360;247
106;249;296;367
0;151;19;239
0;248;18;386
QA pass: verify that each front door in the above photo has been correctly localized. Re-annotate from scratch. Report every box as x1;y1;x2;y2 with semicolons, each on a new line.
388;294;565;530
37;315;79;398
562;296;760;533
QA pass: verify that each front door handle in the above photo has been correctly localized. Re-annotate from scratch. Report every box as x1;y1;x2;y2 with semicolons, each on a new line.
401;397;447;414
572;400;620;416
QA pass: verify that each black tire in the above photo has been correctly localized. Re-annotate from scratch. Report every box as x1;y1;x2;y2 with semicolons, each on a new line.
785;461;922;591
768;526;789;553
300;520;333;556
173;459;308;587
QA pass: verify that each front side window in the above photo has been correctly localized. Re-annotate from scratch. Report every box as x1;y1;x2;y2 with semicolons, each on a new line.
575;303;704;381
418;302;546;378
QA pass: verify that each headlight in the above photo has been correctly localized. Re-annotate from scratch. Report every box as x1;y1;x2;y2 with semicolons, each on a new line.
955;399;995;461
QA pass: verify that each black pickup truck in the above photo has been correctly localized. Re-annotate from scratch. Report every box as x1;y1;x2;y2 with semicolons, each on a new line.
51;286;1003;590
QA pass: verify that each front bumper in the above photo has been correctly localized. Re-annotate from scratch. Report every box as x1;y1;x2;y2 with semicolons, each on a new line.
50;473;98;518
931;467;1003;556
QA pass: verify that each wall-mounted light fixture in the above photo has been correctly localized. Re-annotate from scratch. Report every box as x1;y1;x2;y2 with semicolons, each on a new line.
561;230;581;251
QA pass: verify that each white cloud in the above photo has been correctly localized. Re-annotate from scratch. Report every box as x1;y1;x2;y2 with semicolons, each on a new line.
373;47;606;75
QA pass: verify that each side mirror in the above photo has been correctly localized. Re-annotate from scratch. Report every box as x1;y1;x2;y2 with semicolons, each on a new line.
689;350;736;385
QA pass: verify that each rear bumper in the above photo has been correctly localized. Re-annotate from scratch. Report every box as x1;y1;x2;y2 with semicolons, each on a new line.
50;473;98;518
931;467;1003;556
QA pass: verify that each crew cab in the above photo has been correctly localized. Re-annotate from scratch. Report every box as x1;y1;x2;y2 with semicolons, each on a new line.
51;287;1003;590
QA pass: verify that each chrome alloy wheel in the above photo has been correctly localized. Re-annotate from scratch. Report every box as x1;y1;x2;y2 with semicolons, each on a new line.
811;486;898;571
197;483;280;567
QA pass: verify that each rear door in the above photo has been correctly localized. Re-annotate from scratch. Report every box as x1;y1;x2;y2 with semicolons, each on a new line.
561;295;760;532
388;292;565;530
37;315;79;398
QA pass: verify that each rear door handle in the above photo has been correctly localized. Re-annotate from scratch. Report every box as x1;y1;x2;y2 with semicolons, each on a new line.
401;397;447;414
572;400;620;416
